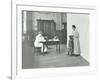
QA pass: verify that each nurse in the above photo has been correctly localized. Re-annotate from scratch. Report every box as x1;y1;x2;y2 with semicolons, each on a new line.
72;25;81;56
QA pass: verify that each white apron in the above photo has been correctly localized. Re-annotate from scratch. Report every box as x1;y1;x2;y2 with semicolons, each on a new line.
72;29;81;55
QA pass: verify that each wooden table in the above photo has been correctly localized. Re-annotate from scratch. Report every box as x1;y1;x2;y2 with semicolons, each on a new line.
40;40;60;53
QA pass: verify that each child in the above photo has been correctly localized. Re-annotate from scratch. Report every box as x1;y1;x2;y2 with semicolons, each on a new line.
68;35;74;56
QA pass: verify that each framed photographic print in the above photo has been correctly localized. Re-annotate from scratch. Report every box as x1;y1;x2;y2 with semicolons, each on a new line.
11;0;97;80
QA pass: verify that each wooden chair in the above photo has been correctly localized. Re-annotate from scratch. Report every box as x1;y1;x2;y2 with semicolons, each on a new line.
33;43;41;56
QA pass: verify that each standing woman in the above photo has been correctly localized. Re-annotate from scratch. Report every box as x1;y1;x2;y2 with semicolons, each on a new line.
72;25;81;56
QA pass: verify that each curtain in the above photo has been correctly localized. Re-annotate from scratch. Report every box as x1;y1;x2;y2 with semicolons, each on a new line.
37;20;56;39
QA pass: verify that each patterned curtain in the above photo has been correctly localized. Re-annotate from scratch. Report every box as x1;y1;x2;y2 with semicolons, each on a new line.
37;19;56;39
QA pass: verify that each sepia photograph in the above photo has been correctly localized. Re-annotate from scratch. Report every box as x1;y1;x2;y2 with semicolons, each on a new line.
22;11;89;69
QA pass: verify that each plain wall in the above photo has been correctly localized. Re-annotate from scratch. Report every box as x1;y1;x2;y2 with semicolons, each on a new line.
67;13;90;62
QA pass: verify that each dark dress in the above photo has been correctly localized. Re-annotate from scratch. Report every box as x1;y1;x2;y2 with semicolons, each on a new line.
68;37;74;55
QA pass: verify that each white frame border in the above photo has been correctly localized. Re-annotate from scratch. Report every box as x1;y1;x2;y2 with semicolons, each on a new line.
11;2;97;80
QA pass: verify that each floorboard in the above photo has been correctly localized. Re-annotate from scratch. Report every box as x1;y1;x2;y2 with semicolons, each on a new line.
22;40;89;69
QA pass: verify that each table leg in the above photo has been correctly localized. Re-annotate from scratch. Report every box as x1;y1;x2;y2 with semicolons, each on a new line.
59;43;60;53
56;45;57;52
43;44;44;53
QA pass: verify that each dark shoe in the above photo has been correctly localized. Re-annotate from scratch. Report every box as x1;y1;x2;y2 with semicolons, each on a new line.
45;51;48;54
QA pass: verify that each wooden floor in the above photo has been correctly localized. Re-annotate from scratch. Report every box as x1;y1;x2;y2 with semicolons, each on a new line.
22;39;89;69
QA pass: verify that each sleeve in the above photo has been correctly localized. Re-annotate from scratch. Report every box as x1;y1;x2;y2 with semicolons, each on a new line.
73;30;79;38
40;36;46;41
75;31;79;38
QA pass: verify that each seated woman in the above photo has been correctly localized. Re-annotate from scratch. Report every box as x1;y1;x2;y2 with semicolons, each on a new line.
34;32;47;53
